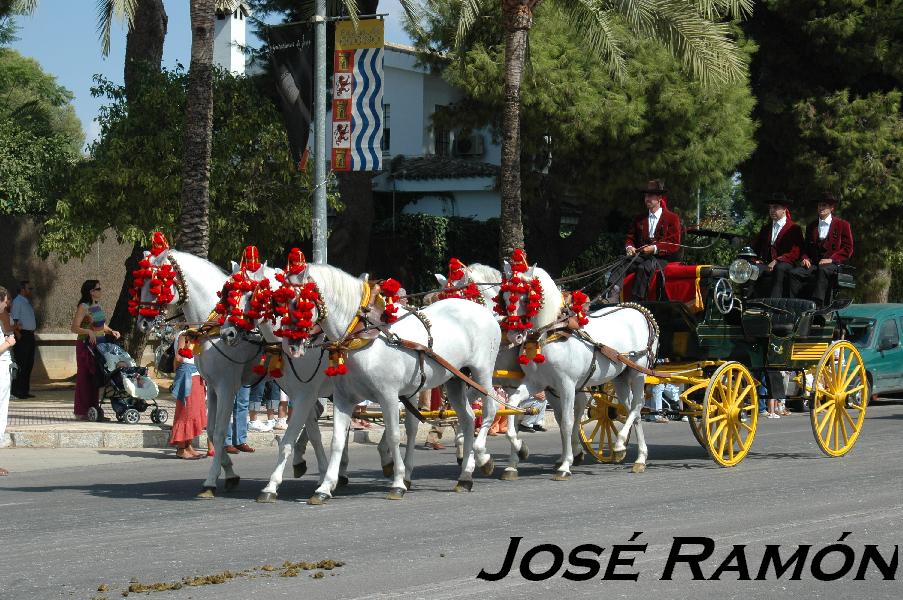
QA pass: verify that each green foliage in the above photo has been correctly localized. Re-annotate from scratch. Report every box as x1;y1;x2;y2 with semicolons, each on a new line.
40;67;335;266
369;214;498;292
795;90;903;301
0;48;83;215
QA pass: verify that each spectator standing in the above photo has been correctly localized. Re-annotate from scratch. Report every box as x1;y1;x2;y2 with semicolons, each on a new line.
1;286;17;474
10;281;36;399
70;280;120;420
168;330;207;459
645;383;677;423
224;386;254;454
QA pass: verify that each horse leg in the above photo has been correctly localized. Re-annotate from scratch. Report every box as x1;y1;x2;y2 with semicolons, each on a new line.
552;384;577;480
501;384;533;481
611;372;642;466
471;386;494;476
368;393;405;500
377;421;394;478
572;390;592;464
309;396;353;504
200;383;237;497
258;393;315;502
626;371;648;473
446;379;476;492
402;409;419;488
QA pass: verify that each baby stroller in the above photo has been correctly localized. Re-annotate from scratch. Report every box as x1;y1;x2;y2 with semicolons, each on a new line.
91;343;167;425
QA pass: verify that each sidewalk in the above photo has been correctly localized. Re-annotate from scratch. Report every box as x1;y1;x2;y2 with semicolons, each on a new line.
4;386;557;450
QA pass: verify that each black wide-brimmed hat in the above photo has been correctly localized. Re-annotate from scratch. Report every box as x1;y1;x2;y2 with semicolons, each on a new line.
817;191;839;206
760;192;794;208
639;179;667;195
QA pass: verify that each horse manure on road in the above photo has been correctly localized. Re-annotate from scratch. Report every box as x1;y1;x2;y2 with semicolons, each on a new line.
105;559;345;595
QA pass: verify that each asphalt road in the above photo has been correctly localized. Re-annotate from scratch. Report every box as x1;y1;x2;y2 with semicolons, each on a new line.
2;401;902;600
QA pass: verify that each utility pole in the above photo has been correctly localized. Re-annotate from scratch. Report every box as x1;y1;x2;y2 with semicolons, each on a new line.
312;0;328;264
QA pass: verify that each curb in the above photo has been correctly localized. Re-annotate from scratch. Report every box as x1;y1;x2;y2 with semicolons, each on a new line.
2;413;558;450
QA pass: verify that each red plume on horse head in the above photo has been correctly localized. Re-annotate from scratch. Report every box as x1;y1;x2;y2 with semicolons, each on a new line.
240;245;262;272
448;257;466;282
511;248;529;274
286;247;306;275
150;231;169;257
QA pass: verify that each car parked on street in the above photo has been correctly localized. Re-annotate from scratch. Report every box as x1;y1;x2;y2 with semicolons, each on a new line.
838;304;903;399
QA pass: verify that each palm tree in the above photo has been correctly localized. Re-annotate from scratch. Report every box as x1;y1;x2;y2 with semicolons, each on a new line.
434;0;753;259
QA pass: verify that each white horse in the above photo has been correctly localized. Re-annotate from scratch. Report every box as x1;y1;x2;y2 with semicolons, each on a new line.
498;262;658;478
134;248;329;497
215;256;421;503
280;264;502;503
435;262;534;480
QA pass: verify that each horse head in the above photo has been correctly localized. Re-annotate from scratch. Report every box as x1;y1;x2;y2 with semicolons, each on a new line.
270;248;325;359
434;258;496;306
130;232;184;334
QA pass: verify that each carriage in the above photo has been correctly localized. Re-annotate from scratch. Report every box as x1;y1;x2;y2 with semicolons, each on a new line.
578;240;867;467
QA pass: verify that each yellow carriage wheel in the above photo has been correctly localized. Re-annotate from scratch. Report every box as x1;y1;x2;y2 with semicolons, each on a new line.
682;382;708;449
702;362;759;467
810;340;868;457
579;385;630;463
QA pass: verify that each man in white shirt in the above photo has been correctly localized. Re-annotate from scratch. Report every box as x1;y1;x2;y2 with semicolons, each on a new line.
790;193;854;304
11;281;37;399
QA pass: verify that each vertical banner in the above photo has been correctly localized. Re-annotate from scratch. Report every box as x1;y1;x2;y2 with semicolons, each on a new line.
332;19;384;172
268;23;316;170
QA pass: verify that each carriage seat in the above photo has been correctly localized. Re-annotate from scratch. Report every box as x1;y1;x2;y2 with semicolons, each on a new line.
746;298;817;336
622;263;706;311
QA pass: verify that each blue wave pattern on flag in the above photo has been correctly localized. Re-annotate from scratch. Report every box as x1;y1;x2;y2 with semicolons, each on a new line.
351;47;383;171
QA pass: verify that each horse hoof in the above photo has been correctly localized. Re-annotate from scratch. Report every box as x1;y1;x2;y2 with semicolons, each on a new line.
573;452;585;466
256;491;278;503
386;487;406;500
307;492;331;505
454;480;473;493
337;475;349;488
552;470;571;481
631;462;647;474
500;469;518;481
612;450;627;464
293;461;307;478
224;476;240;492
517;443;530;462
479;458;495;477
404;479;412;490
196;487;216;500
382;462;394;478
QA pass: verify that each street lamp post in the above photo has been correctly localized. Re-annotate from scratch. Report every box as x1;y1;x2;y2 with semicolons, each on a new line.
312;0;328;265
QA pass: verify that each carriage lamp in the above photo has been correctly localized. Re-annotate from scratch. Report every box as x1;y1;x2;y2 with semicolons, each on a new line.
729;259;758;284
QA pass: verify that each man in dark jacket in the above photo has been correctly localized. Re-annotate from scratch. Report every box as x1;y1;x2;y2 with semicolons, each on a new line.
622;179;682;301
791;192;854;304
751;194;804;298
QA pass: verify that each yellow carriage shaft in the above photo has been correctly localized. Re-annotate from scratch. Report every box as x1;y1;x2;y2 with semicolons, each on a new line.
356;407;539;420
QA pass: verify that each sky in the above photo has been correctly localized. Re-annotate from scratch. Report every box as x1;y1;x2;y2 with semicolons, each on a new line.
10;0;413;148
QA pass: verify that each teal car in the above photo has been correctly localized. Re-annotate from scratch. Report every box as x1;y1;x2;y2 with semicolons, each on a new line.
838;304;903;398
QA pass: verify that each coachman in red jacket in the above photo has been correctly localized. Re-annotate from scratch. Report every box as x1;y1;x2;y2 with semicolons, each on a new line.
790;192;854;305
750;193;804;298
622;179;682;301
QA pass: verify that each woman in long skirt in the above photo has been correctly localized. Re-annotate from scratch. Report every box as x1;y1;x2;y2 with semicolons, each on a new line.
168;330;207;459
70;280;120;419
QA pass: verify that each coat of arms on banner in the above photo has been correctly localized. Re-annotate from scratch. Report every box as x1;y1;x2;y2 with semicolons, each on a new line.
331;19;384;172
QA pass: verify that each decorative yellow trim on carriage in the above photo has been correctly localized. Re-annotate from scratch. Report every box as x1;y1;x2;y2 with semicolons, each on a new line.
493;369;525;379
790;342;830;361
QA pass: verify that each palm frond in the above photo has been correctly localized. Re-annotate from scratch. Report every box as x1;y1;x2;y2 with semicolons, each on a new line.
11;0;39;14
558;1;627;80
454;0;488;51
690;0;753;20
607;0;655;31
397;0;426;40
96;0;138;57
643;0;747;85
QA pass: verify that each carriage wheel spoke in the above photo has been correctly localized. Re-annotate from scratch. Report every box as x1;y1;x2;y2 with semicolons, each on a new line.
838;412;851;446
839;405;857;430
817;406;836;436
814;399;835;415
842;364;862;391
738;420;753;434
824;413;836;447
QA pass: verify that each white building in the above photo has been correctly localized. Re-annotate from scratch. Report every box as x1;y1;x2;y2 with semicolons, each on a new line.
214;1;250;75
370;42;501;221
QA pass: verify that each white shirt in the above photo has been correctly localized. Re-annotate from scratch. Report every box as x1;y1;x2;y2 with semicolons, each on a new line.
648;208;663;239
11;295;36;331
818;213;833;240
771;216;786;244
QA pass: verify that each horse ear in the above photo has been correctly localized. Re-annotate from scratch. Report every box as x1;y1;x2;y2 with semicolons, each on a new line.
526;266;535;278
502;260;512;278
359;272;369;282
229;260;240;274
435;273;447;287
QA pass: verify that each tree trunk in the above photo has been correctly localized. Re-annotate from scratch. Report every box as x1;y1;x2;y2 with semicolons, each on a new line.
328;172;375;275
124;0;167;102
110;0;168;353
498;0;537;262
857;252;892;303
178;0;216;258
